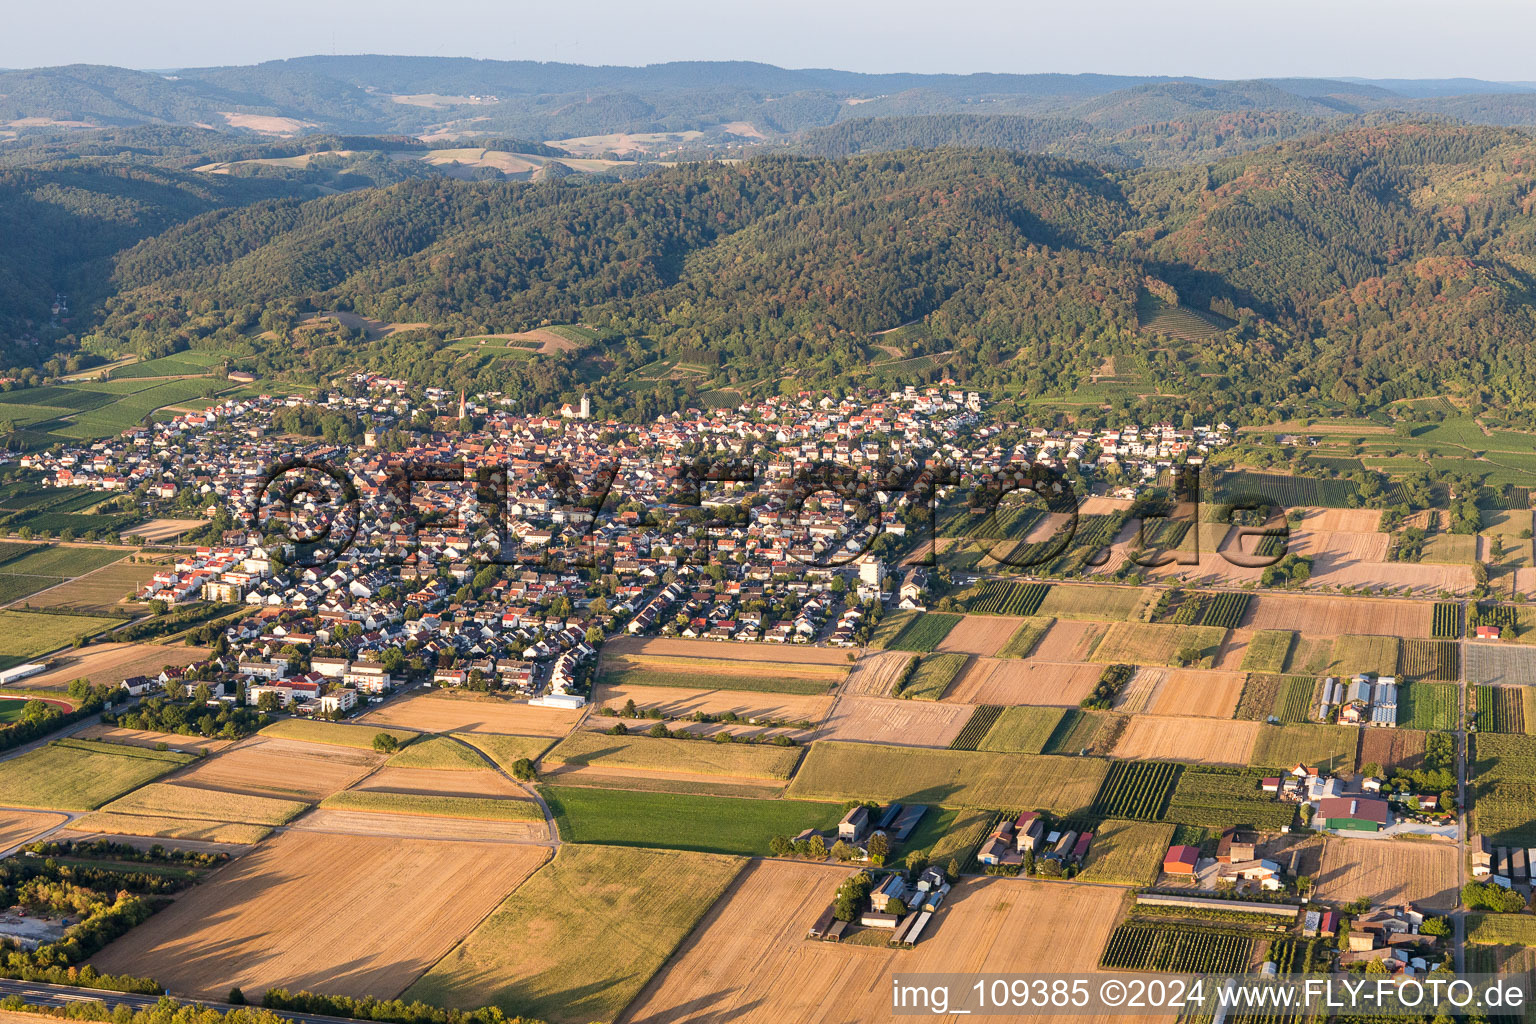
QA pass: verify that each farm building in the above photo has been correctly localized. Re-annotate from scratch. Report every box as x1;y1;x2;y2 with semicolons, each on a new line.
916;866;947;892
922;883;950;913
860;912;900;929
1317;796;1391;832
807;906;835;939
1216;828;1257;863
838;806;870;842
1048;829;1078;862
1015;813;1046;854
902;910;935;946
1071;832;1093;861
1162;845;1200;874
1472;836;1492;879
1137;894;1298;919
1476;625;1503;640
871;874;910;913
1339;675;1397;727
887;804;927;842
1217;858;1283;891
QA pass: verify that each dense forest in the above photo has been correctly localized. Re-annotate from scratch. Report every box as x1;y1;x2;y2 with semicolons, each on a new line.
37;121;1536;425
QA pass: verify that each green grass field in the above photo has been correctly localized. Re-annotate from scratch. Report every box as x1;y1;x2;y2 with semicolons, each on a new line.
1329;635;1400;677
0;740;193;810
898;805;995;868
1077;820;1177;886
406;845;744;1024
1037;586;1150;622
869;610;919;649
1090;622;1227;668
542;730;802;780
1398;682;1461;732
1239;630;1294;674
541;785;840;854
786;741;1107;813
0;545;125;578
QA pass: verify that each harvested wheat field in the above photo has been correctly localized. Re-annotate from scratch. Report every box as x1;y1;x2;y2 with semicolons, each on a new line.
359;694;582;736
63;813;271;845
73;725;232;754
1210;629;1254;671
122;519;203;543
1312;837;1458;910
1113;716;1261;765
1244;594;1432;637
1293;529;1390;563
840;651;918;697
1359;728;1427;772
943;659;1104;706
538;764;786;798
819;696;972;747
621;861;1144;1024
1114;667;1166;714
1148;670;1246;719
1029;619;1108;662
1299;508;1387;534
347;766;527;800
7;642;208;692
286;808;549;843
605;637;851;665
592;683;831;724
91;831;549;1000
1310;555;1468;595
937;615;1025;656
168;736;383;802
0;809;67;850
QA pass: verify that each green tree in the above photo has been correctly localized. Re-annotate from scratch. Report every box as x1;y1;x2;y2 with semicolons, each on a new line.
372;733;400;754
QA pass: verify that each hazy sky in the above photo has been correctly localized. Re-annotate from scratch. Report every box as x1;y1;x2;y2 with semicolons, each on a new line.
6;0;1535;81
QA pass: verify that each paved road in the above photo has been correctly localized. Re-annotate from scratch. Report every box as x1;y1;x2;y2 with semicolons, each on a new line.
0;978;365;1024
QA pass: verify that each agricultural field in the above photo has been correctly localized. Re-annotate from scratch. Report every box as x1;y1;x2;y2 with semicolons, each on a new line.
543;730;802;779
1099;923;1255;973
1037;585;1152;622
1475;686;1529;734
1076;820;1177;886
1312;838;1458;910
1400;639;1460;682
1421;533;1478;564
1244;594;1432;638
1433;603;1462;640
1466;643;1536;686
623;864;1130;1024
1237;674;1317;724
1471;733;1536;842
1397;682;1461;732
359;693;583;736
950;705;1004;750
1147;669;1245;719
1090;622;1227;668
786;741;1108;813
7;642;207;693
839;651;917;697
1112;716;1261;765
0;609;124;667
1164;767;1297;831
172;735;384;801
977;706;1067;754
997;617;1054;659
1239;630;1294;674
900;652;968;699
1042;710;1120;756
66;812;273;845
0;739;191;810
387;736;492;770
597;648;847;696
886;612;964;652
99;782;307;825
75;724;231;754
541;785;840;855
1091;761;1182;820
1328;634;1400;676
1358;728;1428;772
1250;724;1358;775
407;845;744;1024
820;695;972;747
868;610;918;649
938;614;1025;656
0;809;68;850
321;791;543;820
259;719;419;749
0;543;125;577
942;658;1105;706
968;581;1050;616
592;683;831;726
93;832;550;1000
23;560;159;612
1112;667;1164;713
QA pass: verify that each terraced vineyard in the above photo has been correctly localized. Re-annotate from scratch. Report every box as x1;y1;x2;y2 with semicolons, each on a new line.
1090;761;1181;820
1433;603;1462;640
1476;686;1525;734
1099;923;1254;973
970;581;1050;616
950;706;1004;751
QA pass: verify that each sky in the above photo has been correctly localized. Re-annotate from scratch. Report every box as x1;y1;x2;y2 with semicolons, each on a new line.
5;0;1536;81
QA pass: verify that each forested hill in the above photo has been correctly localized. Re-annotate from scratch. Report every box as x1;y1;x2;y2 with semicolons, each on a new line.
85;122;1536;424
